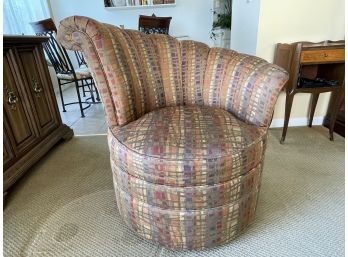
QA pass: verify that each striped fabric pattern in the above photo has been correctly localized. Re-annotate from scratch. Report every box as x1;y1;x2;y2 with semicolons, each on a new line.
181;40;210;105
151;34;184;106
204;51;288;126
126;30;166;112
57;16;288;250
58;16;288;127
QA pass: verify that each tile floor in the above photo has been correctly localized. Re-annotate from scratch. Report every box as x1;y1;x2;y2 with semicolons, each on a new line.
57;86;107;135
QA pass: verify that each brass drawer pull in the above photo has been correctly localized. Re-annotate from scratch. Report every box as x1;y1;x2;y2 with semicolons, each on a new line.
32;77;43;97
5;85;18;111
324;53;328;57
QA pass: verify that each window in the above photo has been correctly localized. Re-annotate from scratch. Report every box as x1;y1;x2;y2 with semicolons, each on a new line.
4;0;50;35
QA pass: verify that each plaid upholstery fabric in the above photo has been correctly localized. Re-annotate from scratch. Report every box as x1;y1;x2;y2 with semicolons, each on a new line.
108;106;267;186
57;16;289;250
107;106;266;249
113;159;262;210
115;185;259;250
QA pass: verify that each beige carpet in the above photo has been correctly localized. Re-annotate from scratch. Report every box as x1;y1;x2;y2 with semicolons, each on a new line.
3;127;345;257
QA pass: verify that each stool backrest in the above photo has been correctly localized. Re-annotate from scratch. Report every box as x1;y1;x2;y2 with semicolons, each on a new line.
30;18;76;77
138;14;172;35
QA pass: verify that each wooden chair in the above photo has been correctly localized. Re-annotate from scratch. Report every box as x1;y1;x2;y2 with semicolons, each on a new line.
30;18;100;117
138;14;172;35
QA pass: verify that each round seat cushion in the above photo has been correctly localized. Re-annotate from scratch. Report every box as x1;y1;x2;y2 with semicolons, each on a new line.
108;105;267;186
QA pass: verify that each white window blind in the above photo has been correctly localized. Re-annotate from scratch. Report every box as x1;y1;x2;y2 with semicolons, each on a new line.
4;0;50;35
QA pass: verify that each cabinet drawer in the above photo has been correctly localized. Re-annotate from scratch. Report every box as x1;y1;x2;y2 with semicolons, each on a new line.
16;45;60;137
300;49;345;64
3;49;39;155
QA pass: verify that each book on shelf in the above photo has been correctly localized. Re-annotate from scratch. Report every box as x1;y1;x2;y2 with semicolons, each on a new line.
105;0;113;7
113;0;127;6
110;0;173;6
126;0;138;5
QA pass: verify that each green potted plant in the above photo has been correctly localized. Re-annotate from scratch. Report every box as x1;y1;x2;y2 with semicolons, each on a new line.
211;0;232;47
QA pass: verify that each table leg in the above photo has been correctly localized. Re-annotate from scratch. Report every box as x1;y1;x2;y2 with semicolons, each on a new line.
329;89;341;141
280;91;295;144
308;93;320;127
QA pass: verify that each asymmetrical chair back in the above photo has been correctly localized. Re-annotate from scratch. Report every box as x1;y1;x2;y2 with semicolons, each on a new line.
30;18;99;117
57;16;288;250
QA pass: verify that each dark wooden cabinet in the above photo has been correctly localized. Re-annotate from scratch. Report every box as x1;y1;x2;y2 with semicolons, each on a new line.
3;36;74;192
274;40;345;143
3;49;39;154
3;128;15;171
16;43;61;137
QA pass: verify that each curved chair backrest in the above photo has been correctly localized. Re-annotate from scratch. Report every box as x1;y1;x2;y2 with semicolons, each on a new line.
58;16;288;128
138;14;172;34
31;18;87;70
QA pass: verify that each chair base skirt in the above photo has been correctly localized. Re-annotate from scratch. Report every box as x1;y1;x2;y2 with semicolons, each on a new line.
111;161;263;250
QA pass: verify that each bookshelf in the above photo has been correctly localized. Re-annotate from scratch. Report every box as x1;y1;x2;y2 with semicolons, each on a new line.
104;0;176;9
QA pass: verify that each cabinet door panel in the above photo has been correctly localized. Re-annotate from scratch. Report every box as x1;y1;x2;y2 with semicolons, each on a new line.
3;49;39;154
3;123;15;170
16;46;60;137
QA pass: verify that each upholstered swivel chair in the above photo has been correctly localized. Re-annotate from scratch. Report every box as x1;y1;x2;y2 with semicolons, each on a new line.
58;16;288;250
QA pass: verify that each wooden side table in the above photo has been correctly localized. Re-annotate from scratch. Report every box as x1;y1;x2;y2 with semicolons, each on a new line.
274;40;345;143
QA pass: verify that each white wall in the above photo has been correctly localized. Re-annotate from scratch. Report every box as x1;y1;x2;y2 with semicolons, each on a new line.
230;0;260;55
256;0;345;124
256;0;345;62
50;0;345;127
49;0;214;46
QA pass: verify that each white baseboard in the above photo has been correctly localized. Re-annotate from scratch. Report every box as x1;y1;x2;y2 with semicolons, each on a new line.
270;116;325;128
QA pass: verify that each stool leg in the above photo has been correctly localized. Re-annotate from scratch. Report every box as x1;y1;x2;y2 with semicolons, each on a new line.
88;78;96;103
280;91;294;144
58;79;66;112
75;80;85;118
94;80;100;102
82;79;86;97
308;93;319;127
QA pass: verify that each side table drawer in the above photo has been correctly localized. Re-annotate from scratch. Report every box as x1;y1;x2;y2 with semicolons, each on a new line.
300;49;345;64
